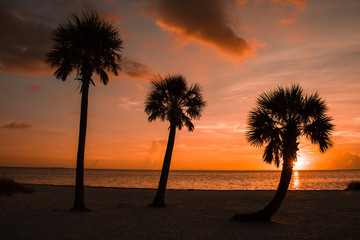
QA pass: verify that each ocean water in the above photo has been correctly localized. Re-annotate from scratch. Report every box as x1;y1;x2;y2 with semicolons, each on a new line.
1;167;359;190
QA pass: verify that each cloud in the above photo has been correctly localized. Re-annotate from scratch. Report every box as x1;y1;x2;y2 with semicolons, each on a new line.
333;130;360;144
0;0;124;74
136;83;144;91
329;151;360;169
146;0;252;58
143;139;167;168
123;58;154;80
2;122;33;129
1;88;11;93
271;0;307;24
0;1;51;74
272;0;307;5
26;83;43;93
117;97;143;111
196;122;247;138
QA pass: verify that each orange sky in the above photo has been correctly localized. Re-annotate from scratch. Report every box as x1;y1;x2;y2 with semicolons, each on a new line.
0;0;360;170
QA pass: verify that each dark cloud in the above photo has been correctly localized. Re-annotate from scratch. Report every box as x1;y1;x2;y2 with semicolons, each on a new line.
147;0;252;57
0;1;51;74
123;58;154;79
0;0;123;74
2;122;33;129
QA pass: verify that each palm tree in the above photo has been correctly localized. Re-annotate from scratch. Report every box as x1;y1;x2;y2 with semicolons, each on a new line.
232;85;334;222
46;11;123;211
145;75;206;207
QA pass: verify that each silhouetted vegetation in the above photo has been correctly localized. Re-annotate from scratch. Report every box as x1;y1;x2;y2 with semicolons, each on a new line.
0;176;34;196
46;10;123;211
232;85;334;222
145;75;206;207
345;181;360;191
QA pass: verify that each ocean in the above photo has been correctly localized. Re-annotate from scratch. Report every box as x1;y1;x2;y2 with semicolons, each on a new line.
1;167;359;190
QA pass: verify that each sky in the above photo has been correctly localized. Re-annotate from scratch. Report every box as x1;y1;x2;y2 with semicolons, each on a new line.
0;0;360;170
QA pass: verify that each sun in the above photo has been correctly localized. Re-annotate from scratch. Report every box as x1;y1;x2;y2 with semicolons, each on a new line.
294;154;309;170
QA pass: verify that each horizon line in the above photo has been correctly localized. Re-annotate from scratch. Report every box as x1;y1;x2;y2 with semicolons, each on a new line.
1;166;359;172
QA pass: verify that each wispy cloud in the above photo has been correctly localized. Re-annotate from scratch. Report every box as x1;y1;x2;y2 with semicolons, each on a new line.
118;97;143;111
1;88;11;93
196;122;247;139
2;122;33;129
333;131;360;141
197;122;246;132
272;0;307;24
26;83;42;93
123;58;154;80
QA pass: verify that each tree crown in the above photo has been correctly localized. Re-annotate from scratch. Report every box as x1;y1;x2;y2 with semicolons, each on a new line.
46;10;123;87
247;84;334;167
145;75;206;131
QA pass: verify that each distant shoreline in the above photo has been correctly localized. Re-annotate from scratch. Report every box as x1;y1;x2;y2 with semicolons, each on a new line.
1;166;360;171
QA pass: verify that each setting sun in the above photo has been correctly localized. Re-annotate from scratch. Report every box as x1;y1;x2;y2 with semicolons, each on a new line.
294;154;310;170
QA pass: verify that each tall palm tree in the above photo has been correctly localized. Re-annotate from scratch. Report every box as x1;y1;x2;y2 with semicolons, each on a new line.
232;85;334;221
145;75;206;207
46;11;123;211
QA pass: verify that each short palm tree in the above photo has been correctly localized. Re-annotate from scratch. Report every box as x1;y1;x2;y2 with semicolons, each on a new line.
145;75;206;207
232;85;334;221
46;11;123;211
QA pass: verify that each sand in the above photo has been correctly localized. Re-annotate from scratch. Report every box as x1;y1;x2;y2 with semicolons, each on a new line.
1;185;359;240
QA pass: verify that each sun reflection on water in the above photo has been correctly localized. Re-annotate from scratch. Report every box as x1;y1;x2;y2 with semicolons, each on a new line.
292;170;300;190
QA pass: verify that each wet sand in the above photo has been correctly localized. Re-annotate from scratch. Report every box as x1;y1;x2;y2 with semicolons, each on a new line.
1;185;359;239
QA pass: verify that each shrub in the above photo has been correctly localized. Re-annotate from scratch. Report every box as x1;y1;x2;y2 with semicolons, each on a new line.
345;181;360;191
0;175;34;196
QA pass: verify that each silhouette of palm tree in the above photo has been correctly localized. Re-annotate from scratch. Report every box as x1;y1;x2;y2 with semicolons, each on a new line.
232;85;334;221
145;75;206;207
46;11;123;211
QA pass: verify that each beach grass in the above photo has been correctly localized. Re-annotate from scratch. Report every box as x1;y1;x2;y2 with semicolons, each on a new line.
0;175;35;196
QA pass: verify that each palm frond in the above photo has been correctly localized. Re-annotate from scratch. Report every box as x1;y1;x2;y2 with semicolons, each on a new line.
247;107;277;147
46;10;123;87
247;84;334;167
303;92;327;120
144;74;205;132
304;116;334;152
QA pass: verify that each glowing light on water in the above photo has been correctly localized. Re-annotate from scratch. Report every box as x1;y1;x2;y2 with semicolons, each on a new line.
292;170;300;190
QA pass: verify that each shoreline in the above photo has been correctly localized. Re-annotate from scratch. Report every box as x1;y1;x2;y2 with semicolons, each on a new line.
22;183;348;191
1;185;359;239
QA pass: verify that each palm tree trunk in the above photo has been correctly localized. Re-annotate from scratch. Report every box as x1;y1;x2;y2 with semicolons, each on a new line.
151;125;176;207
72;81;89;211
257;161;293;217
232;161;293;222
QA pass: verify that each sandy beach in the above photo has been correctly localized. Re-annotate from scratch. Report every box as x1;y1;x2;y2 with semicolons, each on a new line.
1;185;359;240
